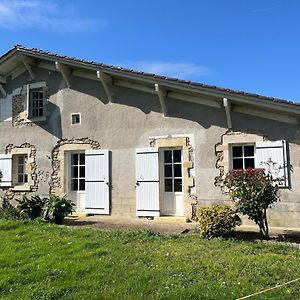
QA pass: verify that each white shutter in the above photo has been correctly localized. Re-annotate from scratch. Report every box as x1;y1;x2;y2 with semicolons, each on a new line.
136;148;160;217
255;140;289;187
0;154;12;187
85;149;110;214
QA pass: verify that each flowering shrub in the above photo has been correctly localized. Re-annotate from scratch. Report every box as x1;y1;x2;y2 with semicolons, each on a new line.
224;168;280;239
197;205;241;238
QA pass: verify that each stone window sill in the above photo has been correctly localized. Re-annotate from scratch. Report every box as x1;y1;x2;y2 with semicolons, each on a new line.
12;184;31;192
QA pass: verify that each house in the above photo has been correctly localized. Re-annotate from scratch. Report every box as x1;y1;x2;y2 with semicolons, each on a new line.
0;45;299;228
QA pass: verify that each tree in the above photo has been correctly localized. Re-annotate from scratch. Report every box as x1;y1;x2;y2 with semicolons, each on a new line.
224;168;280;239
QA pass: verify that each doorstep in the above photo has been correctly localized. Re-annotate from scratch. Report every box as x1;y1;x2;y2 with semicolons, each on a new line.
154;216;189;223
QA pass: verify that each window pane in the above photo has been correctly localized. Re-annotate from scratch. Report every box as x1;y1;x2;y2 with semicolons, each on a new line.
79;179;85;191
72;154;78;165
24;174;28;183
18;156;24;164
232;146;242;158
233;158;243;170
174;179;182;192
164;164;172;177
245;158;255;169
79;154;85;165
244;146;254;157
164;179;172;192
164;151;172;163
174;164;182;177
71;179;78;191
18;165;24;173
173;150;181;163
71;166;78;178
80;166;85;177
18;175;23;183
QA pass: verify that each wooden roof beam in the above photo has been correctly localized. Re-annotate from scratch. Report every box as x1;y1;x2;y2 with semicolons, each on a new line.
0;84;6;97
0;76;6;84
97;71;114;103
19;54;35;80
55;62;71;88
223;98;232;129
155;84;168;117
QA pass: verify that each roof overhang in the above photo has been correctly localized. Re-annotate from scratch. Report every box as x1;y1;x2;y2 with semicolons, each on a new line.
1;45;300;125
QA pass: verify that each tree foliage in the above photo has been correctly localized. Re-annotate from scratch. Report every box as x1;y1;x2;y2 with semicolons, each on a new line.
224;168;280;238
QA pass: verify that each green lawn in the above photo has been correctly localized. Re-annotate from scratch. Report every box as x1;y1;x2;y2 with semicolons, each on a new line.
0;220;300;299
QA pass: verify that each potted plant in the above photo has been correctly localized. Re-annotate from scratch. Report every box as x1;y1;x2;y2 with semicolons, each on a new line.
44;194;75;224
16;195;47;219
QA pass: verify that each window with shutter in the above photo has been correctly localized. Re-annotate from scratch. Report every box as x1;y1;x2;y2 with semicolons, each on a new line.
255;140;289;188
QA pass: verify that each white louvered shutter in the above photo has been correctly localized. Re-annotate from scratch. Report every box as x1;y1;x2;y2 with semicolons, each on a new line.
255;140;289;187
0;154;12;187
85;149;110;214
136;148;160;217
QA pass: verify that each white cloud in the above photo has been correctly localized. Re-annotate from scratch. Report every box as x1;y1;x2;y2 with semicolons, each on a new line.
0;0;106;33
115;61;210;80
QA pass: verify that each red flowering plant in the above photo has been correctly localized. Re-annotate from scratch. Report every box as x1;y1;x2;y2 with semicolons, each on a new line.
224;168;280;239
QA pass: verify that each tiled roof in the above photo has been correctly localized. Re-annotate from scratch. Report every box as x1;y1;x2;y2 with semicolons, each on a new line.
6;44;300;107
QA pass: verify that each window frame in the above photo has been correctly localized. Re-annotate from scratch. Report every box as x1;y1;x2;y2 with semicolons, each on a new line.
29;89;45;118
163;148;183;193
16;154;28;185
70;152;85;192
71;113;81;125
230;143;256;170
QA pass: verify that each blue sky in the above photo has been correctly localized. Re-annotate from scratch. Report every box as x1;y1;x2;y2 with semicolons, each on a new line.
1;0;300;101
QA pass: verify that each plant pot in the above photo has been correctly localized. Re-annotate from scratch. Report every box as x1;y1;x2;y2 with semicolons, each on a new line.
54;213;64;225
30;208;42;220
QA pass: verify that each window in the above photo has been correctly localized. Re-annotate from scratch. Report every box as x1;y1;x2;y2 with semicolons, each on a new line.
231;145;255;170
71;113;81;125
30;90;45;118
16;155;28;184
163;149;183;192
70;153;85;191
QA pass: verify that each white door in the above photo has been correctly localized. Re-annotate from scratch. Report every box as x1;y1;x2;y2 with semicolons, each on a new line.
68;152;86;211
136;148;160;217
161;148;184;216
85;149;110;214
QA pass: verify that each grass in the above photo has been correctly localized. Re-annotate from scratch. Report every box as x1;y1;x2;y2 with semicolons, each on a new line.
0;220;300;299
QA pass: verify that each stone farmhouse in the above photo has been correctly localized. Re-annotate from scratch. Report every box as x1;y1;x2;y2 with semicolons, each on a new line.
0;45;299;227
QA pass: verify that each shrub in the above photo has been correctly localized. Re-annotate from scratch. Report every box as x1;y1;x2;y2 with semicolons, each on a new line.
0;206;24;220
224;168;280;239
197;205;241;238
44;195;75;224
16;195;47;219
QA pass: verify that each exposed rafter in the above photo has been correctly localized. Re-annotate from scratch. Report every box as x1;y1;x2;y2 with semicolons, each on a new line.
97;71;114;103
19;54;35;80
55;62;71;88
223;98;232;129
0;76;6;84
155;84;168;117
0;84;6;97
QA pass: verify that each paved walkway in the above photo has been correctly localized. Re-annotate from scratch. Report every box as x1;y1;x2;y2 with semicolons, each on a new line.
64;214;300;240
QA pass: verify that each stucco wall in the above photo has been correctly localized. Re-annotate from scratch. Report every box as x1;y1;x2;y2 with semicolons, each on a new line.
1;66;300;227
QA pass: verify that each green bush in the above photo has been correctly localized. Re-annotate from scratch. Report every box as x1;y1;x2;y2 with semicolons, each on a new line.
44;195;75;224
197;205;241;238
16;195;47;219
0;206;24;220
